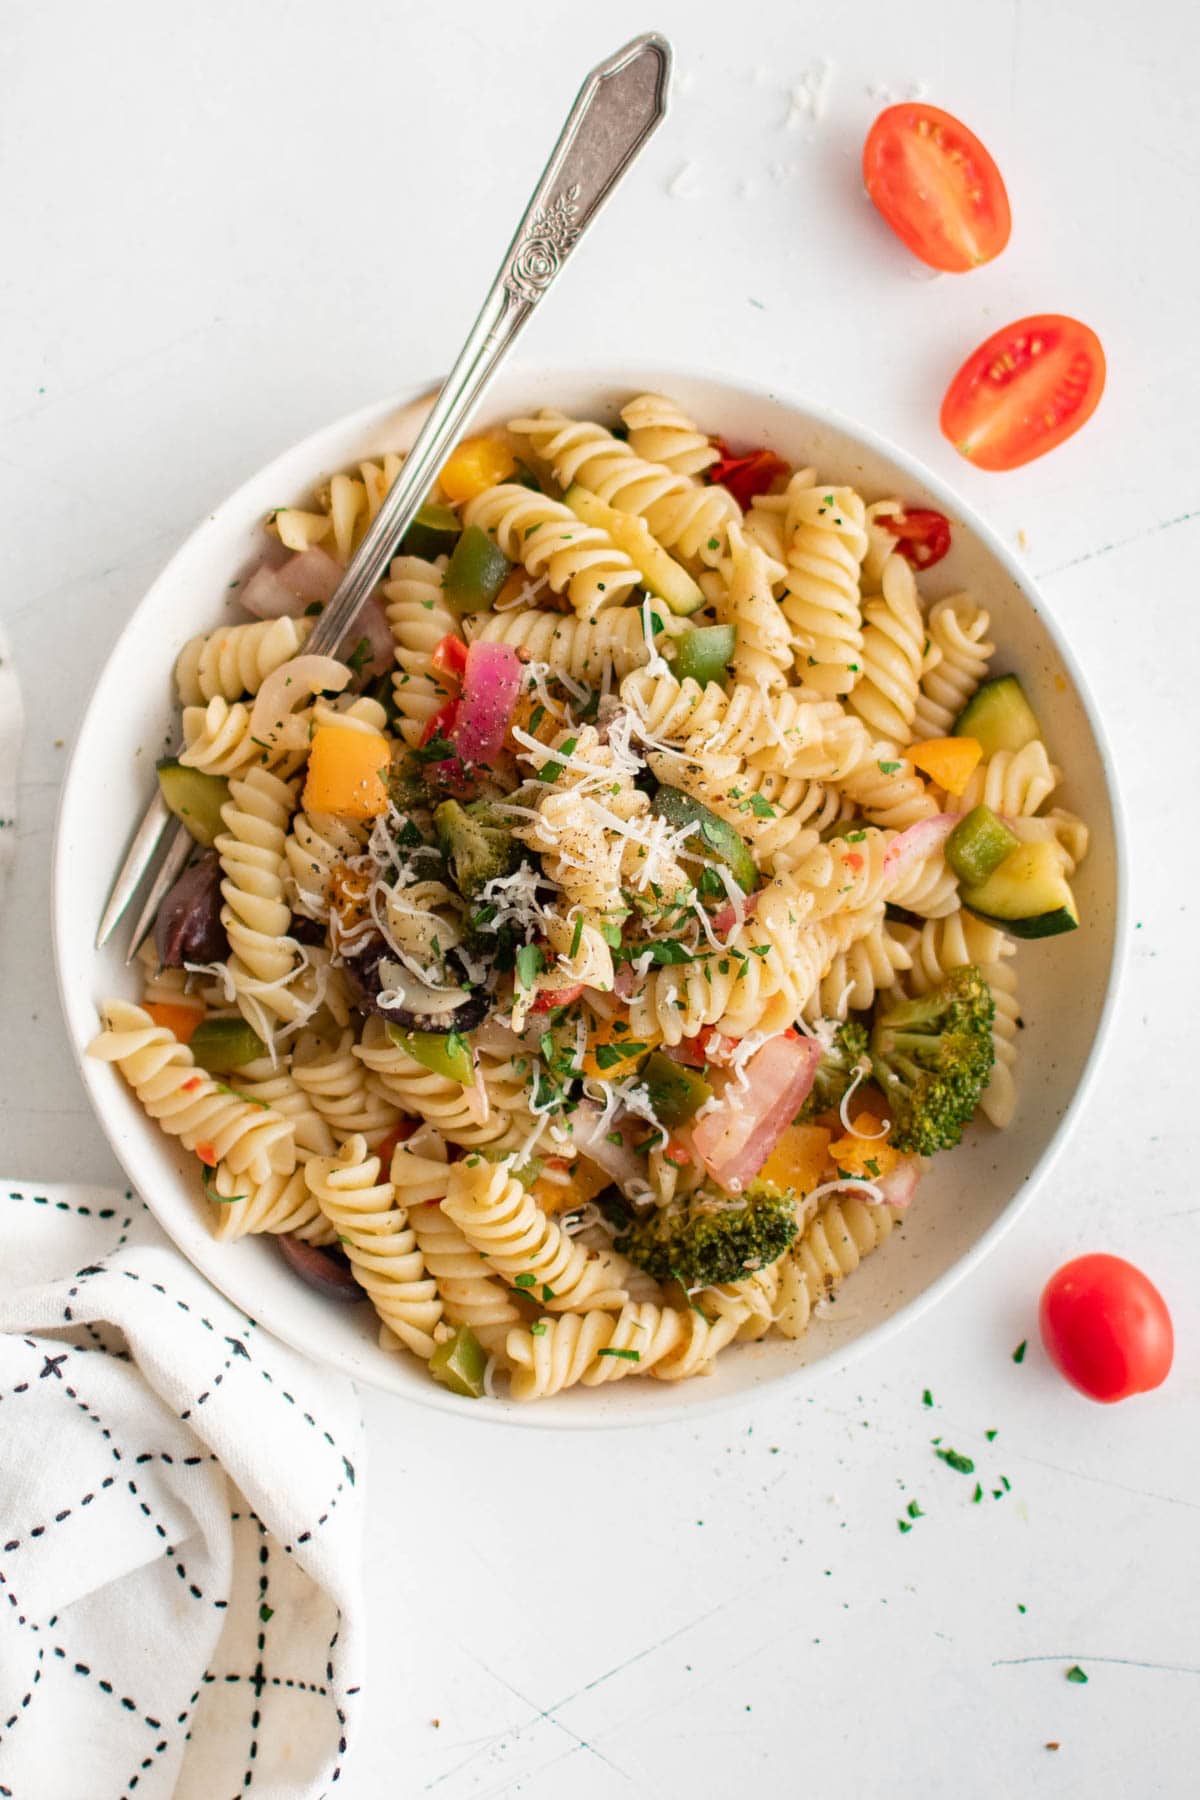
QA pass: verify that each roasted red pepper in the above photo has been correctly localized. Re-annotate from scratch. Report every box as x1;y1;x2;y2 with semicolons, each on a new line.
430;634;469;683
878;507;952;570
708;441;790;509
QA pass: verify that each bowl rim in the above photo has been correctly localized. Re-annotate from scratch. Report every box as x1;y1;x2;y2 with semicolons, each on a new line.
52;358;1129;1429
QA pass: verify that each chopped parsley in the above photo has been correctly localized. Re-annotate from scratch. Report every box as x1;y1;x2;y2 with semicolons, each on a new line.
595;1040;649;1069
878;760;902;775
596;1347;640;1361
906;1499;923;1519
1065;1665;1088;1685
530;1320;547;1337
922;1388;933;1407
537;736;578;781
515;943;545;991
748;793;776;819
1012;1339;1027;1363
514;1273;536;1289
935;1447;975;1475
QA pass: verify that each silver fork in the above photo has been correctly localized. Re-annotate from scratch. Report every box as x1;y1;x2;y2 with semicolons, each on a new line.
97;30;672;957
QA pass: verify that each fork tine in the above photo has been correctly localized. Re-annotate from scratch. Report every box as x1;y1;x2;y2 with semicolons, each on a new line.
123;820;193;963
96;788;174;948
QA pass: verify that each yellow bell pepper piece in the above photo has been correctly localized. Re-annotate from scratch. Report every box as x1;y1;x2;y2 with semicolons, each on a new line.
580;1015;658;1082
909;736;984;797
756;1125;832;1199
530;1155;611;1217
439;435;517;504
828;1112;901;1180
302;725;391;820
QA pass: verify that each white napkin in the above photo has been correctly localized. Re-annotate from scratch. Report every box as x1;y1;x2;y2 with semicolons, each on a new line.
0;1182;366;1800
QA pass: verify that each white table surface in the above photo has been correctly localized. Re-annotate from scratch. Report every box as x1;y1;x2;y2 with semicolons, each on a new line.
4;1;1198;1794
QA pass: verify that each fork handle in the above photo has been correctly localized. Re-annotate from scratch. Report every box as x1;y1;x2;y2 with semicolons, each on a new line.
97;33;670;952
307;31;671;658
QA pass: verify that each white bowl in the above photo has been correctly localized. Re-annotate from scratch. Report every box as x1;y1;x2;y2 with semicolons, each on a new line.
53;365;1124;1426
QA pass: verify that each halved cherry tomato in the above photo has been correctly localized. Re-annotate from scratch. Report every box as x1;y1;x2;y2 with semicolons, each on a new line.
863;103;1011;273
419;699;460;747
1039;1254;1173;1404
430;634;469;683
708;443;790;509
941;315;1106;471
879;507;952;570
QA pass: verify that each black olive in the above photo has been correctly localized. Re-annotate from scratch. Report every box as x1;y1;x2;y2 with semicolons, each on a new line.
276;1234;365;1301
154;852;229;967
341;934;490;1033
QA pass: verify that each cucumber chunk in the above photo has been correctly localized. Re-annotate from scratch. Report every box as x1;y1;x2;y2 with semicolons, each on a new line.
429;1326;487;1398
954;675;1041;757
961;838;1079;939
675;624;737;687
189;1017;267;1073
386;1022;474;1085
442;525;512;612
157;760;229;849
401;503;461;561
946;805;1020;886
640;1050;713;1129
652;787;758;894
563;483;704;615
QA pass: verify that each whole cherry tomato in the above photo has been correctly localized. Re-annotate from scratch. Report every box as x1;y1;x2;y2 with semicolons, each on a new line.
1039;1254;1173;1403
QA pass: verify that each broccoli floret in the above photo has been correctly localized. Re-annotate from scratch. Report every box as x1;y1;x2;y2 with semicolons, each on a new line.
869;965;995;1156
605;1188;799;1289
796;1018;870;1122
435;799;520;900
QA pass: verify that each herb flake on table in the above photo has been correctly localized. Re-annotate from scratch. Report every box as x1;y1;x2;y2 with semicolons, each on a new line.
935;1447;975;1475
1065;1665;1089;1684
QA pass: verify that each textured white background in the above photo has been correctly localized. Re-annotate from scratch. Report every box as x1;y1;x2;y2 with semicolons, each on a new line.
3;1;1199;1795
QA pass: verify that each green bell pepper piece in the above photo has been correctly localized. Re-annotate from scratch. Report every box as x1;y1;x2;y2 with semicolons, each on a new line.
386;1023;474;1085
675;623;737;687
640;1050;713;1129
442;526;512;612
429;1326;488;1398
189;1017;267;1073
946;804;1020;887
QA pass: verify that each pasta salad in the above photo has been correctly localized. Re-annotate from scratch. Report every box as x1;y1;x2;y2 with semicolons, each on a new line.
91;391;1089;1403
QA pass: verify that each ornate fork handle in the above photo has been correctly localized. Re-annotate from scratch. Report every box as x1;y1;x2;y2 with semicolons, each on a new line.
98;32;671;953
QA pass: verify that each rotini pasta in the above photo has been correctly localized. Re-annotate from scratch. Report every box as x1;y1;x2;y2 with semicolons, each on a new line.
382;554;459;748
471;598;685;685
97;387;1090;1405
464;482;640;615
749;476;867;698
948;739;1059;817
89;1002;295;1184
847;526;926;744
443;1156;632;1313
911;597;994;740
305;1135;444;1357
508;407;740;567
175;616;312;706
775;1194;905;1338
620;393;719;477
